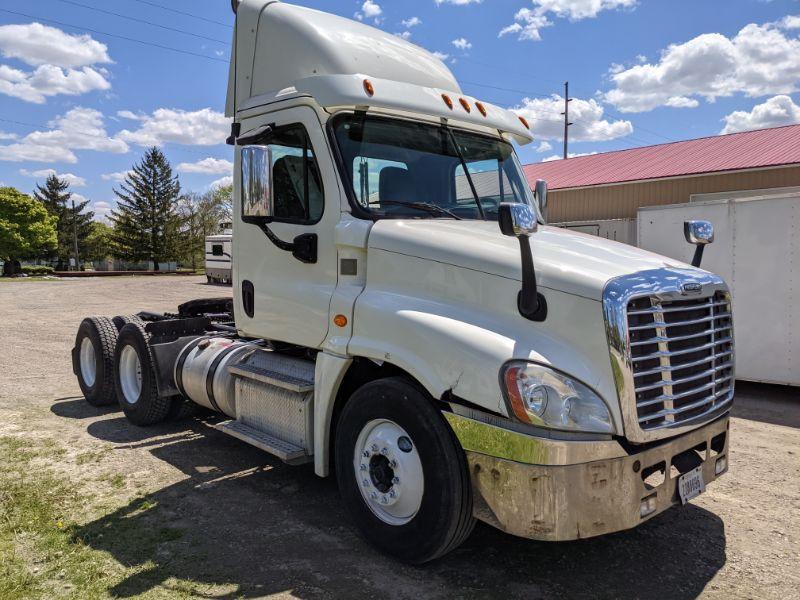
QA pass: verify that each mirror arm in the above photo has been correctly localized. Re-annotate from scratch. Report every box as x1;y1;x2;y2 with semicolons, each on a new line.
691;245;704;268
517;235;547;321
250;220;318;264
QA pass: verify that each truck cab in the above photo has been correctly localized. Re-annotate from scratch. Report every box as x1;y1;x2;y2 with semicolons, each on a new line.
72;0;733;563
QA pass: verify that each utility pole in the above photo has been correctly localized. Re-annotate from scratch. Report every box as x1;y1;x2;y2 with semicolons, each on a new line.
71;198;80;271
561;81;573;159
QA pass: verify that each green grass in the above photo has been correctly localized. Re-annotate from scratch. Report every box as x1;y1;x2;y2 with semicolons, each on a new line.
0;436;224;599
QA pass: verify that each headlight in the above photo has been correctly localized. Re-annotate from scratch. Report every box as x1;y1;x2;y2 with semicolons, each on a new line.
500;361;615;434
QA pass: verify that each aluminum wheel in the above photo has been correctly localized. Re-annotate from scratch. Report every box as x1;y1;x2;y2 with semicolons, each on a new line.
118;344;142;404
353;418;424;526
79;337;96;388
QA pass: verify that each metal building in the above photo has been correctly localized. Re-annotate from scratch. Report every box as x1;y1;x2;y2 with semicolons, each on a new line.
523;124;800;224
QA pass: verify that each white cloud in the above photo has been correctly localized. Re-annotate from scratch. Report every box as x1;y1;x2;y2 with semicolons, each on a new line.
101;170;132;182
0;131;17;140
210;175;233;189
435;0;482;5
395;31;412;40
452;37;472;51
20;168;86;187
178;157;233;174
355;0;383;24
720;94;800;134
781;15;800;29
0;107;127;163
542;151;598;162
90;200;113;223
511;95;633;141
500;1;636;41
432;51;450;62
116;108;230;147
0;23;111;68
605;18;800;112
0;24;111;104
402;17;422;28
0;63;110;104
535;140;553;152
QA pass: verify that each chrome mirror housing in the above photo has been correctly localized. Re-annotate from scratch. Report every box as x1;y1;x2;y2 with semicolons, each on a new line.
241;145;274;221
499;202;538;238
684;220;714;245
534;179;548;221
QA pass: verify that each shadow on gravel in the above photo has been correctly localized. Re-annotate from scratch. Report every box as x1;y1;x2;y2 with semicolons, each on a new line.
732;382;800;429
51;397;119;419
64;413;729;599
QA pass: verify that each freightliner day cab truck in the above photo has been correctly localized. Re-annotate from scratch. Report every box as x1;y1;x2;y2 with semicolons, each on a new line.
71;1;734;563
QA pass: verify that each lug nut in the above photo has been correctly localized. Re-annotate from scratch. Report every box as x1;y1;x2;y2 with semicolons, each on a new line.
371;444;378;452
362;478;369;486
362;450;370;458
381;496;388;504
381;447;389;455
370;491;378;499
389;490;396;498
389;460;397;468
392;476;399;484
360;464;367;471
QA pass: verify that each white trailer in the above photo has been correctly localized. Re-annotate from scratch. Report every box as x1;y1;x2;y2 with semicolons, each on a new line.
552;218;637;246
69;0;734;563
638;187;800;386
204;233;233;284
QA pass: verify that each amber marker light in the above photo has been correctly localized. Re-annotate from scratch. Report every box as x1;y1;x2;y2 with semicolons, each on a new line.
333;314;348;327
503;365;533;424
518;115;530;130
441;94;454;109
363;79;375;97
475;101;487;117
459;98;471;112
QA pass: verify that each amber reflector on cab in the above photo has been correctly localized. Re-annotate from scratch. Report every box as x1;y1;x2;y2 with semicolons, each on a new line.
475;101;487;117
363;79;375;97
333;314;348;327
459;98;471;113
518;115;530;130
441;94;454;109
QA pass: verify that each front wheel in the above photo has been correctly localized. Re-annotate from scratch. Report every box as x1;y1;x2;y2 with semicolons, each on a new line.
335;377;475;563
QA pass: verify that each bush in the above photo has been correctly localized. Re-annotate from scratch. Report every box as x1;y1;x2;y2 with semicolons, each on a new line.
21;265;55;276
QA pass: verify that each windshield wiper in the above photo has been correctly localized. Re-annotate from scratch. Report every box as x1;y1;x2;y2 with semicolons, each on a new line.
380;200;463;220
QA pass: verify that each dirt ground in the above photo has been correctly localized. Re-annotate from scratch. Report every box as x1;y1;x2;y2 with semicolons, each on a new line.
0;276;798;599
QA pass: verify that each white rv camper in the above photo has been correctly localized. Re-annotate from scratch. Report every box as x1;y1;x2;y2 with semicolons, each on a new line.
205;223;233;284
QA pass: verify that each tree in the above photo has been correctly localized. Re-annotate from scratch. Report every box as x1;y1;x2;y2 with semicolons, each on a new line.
33;174;93;269
0;187;57;272
110;147;183;271
83;221;116;264
177;187;230;271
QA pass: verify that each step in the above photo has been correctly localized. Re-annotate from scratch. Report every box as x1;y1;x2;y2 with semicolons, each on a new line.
229;363;315;393
215;420;311;465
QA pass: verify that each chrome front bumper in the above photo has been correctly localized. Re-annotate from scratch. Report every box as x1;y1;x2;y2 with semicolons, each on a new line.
445;412;730;541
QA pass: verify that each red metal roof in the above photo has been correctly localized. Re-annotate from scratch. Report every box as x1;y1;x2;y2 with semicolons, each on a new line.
523;124;800;190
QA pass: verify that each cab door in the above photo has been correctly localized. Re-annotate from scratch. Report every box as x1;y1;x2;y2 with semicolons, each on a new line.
233;105;339;348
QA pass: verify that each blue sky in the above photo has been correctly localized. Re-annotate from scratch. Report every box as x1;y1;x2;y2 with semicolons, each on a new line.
0;0;798;220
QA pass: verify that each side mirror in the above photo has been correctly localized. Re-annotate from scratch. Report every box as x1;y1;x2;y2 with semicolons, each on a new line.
498;203;546;321
534;179;548;221
241;145;274;221
498;202;537;237
684;220;714;268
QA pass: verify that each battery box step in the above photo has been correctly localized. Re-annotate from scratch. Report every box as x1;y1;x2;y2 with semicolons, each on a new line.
215;419;311;465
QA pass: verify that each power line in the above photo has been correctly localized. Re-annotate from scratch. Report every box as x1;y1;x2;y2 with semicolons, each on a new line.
130;0;233;28
55;0;229;45
0;9;229;64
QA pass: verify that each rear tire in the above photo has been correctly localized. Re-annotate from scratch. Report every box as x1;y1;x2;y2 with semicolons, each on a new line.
166;397;198;421
73;316;118;406
112;314;142;332
335;377;475;564
114;322;172;426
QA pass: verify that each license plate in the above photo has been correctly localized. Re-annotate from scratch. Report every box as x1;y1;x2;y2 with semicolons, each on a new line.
678;466;706;504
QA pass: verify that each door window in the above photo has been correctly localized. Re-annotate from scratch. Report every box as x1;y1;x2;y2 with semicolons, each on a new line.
269;124;324;223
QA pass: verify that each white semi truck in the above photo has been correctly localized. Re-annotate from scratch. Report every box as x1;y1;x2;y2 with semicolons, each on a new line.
71;1;734;563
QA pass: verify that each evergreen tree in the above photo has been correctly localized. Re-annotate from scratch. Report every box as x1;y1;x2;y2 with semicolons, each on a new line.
33;174;93;269
110;148;183;271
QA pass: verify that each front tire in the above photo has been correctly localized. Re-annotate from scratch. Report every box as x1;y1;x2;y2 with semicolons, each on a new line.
335;377;475;563
114;322;172;426
73;316;118;406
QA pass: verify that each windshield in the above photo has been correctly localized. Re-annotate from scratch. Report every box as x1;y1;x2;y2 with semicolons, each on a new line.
332;114;537;221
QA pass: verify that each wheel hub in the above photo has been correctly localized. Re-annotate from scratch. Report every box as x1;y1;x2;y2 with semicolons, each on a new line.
79;337;96;387
119;344;142;404
353;419;424;525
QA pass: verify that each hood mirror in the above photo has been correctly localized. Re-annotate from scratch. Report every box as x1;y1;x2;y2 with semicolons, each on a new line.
534;179;548;222
684;220;714;268
498;203;546;322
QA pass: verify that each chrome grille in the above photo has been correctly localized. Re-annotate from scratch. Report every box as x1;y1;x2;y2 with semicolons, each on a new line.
626;291;734;431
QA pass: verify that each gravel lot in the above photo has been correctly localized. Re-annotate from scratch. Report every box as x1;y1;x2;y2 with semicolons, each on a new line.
0;276;798;599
